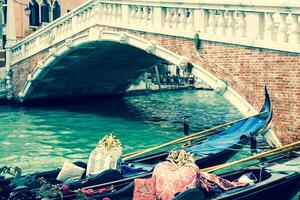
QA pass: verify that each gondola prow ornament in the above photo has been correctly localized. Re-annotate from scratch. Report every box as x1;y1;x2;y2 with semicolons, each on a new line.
86;134;123;178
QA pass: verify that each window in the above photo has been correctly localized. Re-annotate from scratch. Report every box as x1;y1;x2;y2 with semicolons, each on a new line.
29;0;39;26
41;0;50;23
52;1;61;21
2;5;7;24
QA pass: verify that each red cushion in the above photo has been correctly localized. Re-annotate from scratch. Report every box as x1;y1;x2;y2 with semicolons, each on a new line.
133;177;156;200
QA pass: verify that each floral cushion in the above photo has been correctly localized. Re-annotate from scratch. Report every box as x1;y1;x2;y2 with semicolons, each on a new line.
133;177;156;200
153;162;200;200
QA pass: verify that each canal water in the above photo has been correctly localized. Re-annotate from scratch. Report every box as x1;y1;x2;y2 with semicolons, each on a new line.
0;90;245;174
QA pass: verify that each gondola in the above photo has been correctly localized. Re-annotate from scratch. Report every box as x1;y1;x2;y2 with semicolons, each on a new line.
3;87;272;200
84;149;300;200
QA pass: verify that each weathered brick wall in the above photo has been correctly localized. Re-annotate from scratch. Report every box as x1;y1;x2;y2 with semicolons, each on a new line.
100;26;299;144
60;0;88;14
12;25;299;144
195;42;300;145
11;50;49;97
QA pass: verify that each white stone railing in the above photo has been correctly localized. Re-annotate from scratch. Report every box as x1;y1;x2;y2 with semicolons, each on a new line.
0;78;6;98
10;0;300;65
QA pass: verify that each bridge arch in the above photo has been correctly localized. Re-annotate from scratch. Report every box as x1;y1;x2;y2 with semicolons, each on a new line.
18;28;254;116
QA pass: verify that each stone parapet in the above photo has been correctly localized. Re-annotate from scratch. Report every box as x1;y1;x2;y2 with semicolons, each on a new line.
9;0;300;65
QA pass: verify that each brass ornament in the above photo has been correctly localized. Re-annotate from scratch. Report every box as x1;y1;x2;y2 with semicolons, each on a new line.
166;149;195;167
97;133;122;152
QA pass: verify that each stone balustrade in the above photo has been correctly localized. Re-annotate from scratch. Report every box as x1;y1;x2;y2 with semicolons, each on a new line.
0;78;6;99
10;0;300;65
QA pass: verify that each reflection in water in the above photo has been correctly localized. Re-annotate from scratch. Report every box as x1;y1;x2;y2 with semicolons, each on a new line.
0;90;243;173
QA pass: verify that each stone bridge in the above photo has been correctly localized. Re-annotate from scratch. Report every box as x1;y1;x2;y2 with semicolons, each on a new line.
4;0;300;144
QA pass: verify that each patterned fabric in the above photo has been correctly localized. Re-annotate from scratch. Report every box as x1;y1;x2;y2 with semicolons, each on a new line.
153;162;200;200
86;147;122;177
133;161;248;200
86;134;122;178
133;178;156;200
197;171;247;192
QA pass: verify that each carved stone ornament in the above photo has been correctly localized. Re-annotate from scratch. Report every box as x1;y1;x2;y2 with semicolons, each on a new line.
48;33;56;45
37;61;46;69
27;74;33;81
65;39;74;49
119;33;129;44
215;79;228;95
98;27;104;40
18;92;25;98
178;57;189;69
89;27;103;41
49;48;58;58
146;42;156;54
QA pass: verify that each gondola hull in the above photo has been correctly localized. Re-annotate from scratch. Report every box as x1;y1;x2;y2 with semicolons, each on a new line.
2;87;273;200
80;152;300;200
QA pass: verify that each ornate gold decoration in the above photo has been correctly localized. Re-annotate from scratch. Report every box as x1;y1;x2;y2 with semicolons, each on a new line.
97;133;122;152
166;149;195;167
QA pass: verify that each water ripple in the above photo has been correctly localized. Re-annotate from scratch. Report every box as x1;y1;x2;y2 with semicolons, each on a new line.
0;90;243;173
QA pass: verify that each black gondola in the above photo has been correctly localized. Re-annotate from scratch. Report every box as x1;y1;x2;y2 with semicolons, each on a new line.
88;150;300;200
2;87;273;200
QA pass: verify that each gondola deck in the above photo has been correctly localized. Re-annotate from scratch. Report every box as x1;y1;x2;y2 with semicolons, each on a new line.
77;151;300;200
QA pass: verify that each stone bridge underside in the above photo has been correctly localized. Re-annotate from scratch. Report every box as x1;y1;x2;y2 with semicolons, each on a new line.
23;42;164;101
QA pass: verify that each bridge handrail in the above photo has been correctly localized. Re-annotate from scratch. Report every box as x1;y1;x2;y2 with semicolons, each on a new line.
11;0;95;50
10;0;300;65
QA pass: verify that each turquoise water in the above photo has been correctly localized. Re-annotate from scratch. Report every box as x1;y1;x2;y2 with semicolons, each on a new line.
0;90;244;174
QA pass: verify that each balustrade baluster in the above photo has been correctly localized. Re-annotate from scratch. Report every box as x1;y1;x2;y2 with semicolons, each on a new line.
237;12;246;37
276;13;288;43
226;11;235;36
95;3;101;22
135;6;140;25
102;4;107;22
138;6;143;25
264;12;276;41
71;14;78;32
113;4;118;22
90;6;95;25
142;6;148;27
178;9;186;32
289;14;300;44
82;10;87;29
147;7;153;28
65;20;70;37
61;22;66;39
130;6;136;25
208;10;217;34
165;8;172;30
107;4;113;23
117;5;122;23
21;44;25;59
172;8;179;30
187;9;194;32
217;11;226;36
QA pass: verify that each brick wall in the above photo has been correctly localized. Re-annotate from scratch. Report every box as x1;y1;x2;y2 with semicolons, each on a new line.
60;0;88;14
12;25;299;144
100;26;300;144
